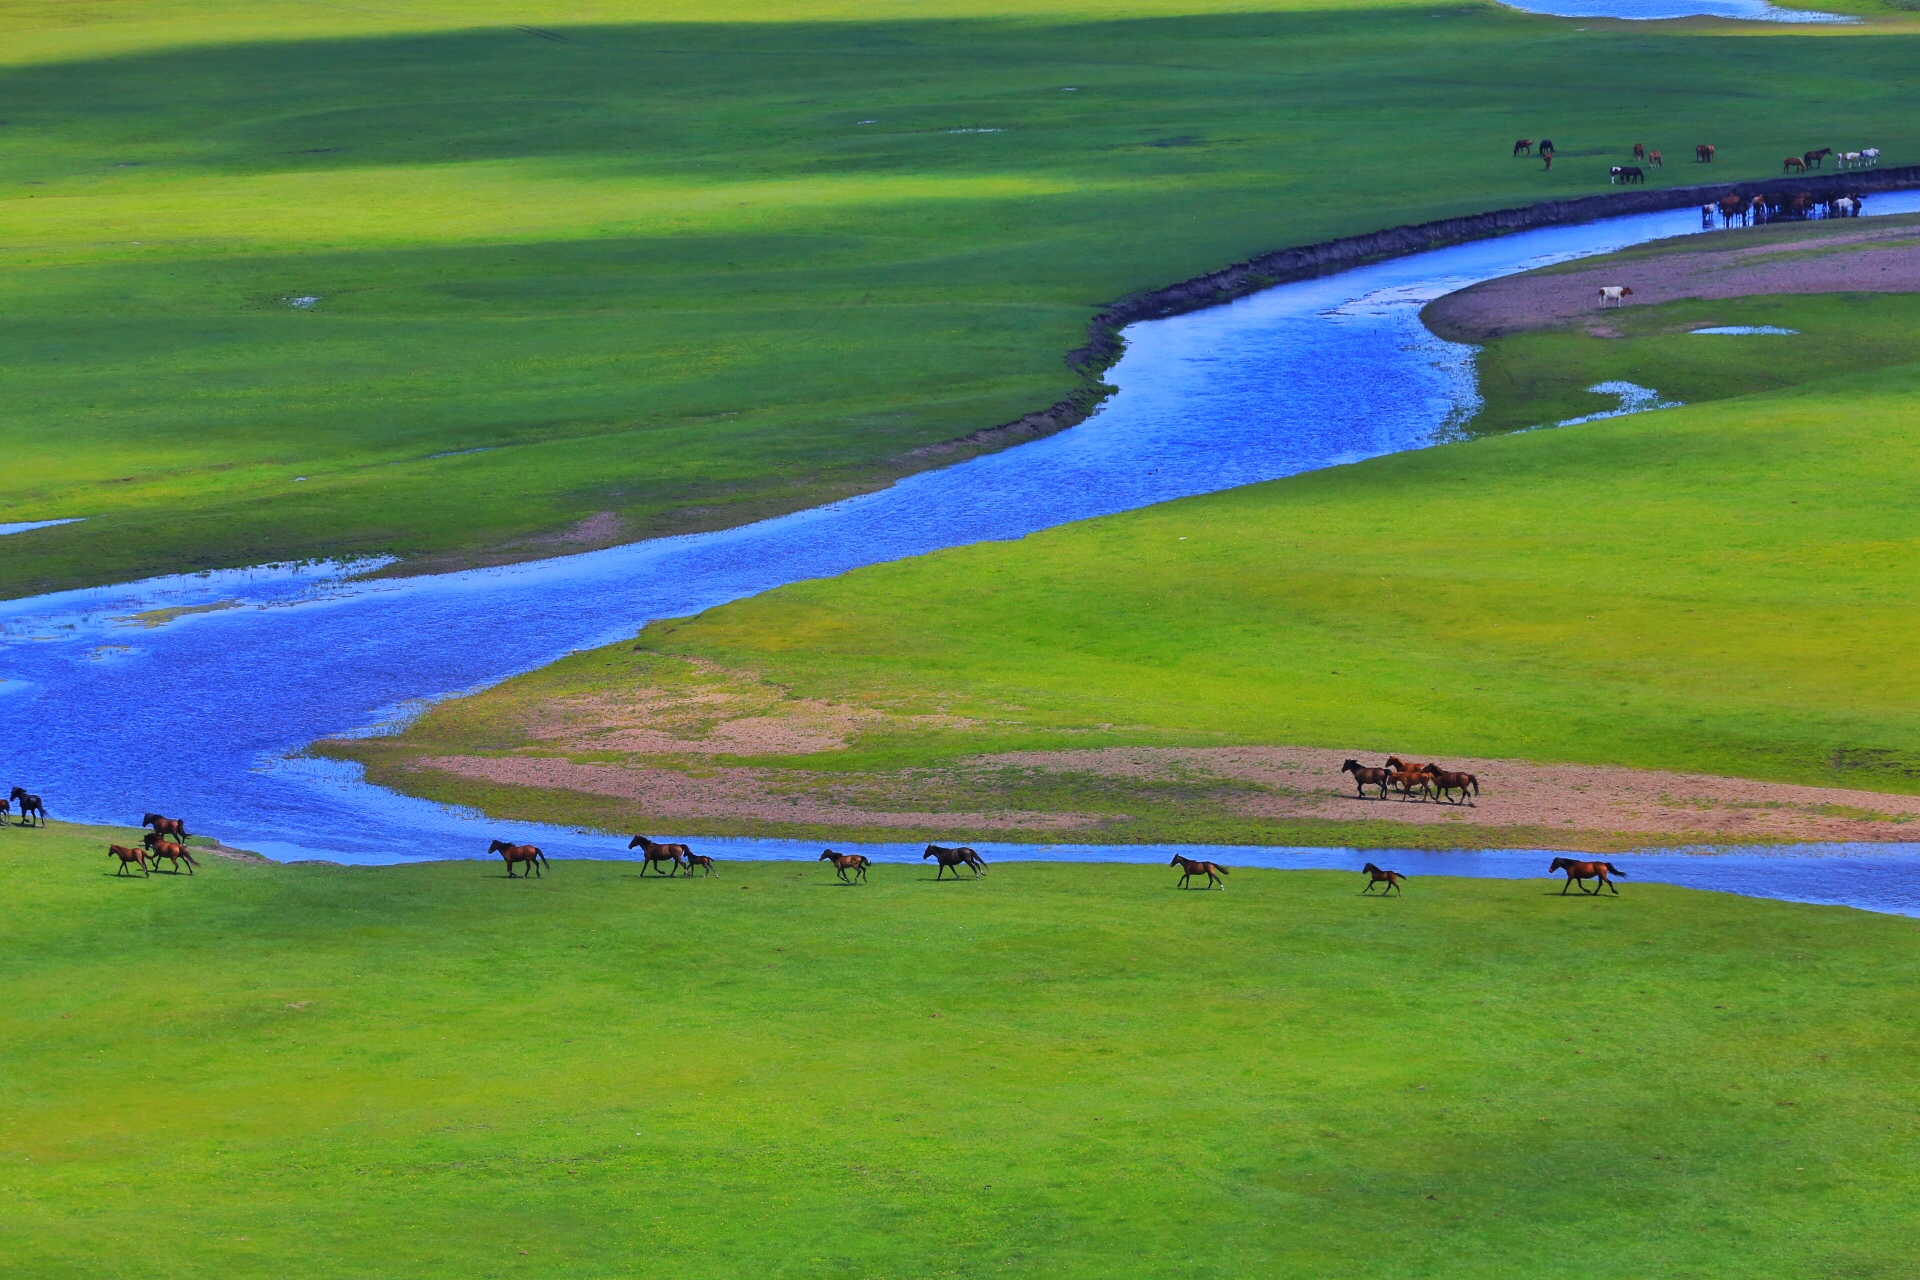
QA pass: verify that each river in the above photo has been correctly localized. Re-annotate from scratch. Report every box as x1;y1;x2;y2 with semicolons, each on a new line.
6;195;1920;915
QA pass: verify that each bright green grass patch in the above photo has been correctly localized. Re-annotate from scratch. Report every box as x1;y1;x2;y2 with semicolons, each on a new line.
5;1;1920;593
7;822;1920;1277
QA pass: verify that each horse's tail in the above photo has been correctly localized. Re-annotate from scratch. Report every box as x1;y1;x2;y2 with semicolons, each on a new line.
1470;775;1480;796
1605;863;1625;877
1216;864;1230;876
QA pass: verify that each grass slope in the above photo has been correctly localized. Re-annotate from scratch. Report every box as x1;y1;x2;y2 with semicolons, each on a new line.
4;0;1920;594
6;822;1920;1277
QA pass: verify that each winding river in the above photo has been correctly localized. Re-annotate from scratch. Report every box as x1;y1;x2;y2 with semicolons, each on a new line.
7;196;1920;914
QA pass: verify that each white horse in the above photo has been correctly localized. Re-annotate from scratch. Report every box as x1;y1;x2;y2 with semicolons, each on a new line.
1598;286;1633;308
1862;147;1880;167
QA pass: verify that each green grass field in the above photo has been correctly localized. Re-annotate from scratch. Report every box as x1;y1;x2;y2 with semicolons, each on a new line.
357;281;1920;830
7;821;1920;1277
4;0;1920;595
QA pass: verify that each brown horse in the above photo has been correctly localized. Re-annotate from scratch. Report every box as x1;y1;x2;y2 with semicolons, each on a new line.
1170;853;1228;890
1696;143;1715;163
1361;862;1405;896
683;852;718;877
10;787;47;826
1423;767;1480;805
1541;150;1553;171
107;844;151;877
143;813;190;841
1550;857;1624;895
1342;759;1391;799
1804;147;1832;169
628;834;689;876
1632;142;1646;160
1783;155;1805;174
1513;138;1533;156
1649;149;1663;167
488;838;549;878
144;837;199;874
923;844;986;879
1388;769;1433;801
820;850;870;883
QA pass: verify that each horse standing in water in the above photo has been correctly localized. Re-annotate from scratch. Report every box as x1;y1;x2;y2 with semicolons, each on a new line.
1170;854;1228;890
488;839;549;878
628;834;690;876
1361;863;1406;896
923;844;986;879
1549;857;1624;895
10;787;47;826
820;850;870;883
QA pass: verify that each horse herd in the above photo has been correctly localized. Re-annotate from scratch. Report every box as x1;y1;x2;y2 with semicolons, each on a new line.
1510;136;1884;192
105;813;201;877
1707;188;1864;228
1340;757;1481;805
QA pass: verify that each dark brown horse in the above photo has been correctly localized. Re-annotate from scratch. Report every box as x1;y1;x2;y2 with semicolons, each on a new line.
1170;853;1228;890
144;836;199;874
143;813;190;841
10;787;47;826
683;852;718;876
1718;192;1747;226
923;844;986;879
1423;767;1480;805
1550;857;1624;895
1341;759;1391;799
107;843;151;877
1696;142;1715;163
628;834;689;876
1361;862;1405;896
489;838;549;878
1632;142;1646;160
820;849;870;883
1804;147;1832;169
1513;138;1533;156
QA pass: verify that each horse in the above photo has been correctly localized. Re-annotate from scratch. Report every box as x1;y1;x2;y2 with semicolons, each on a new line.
488;838;549;878
1700;204;1714;229
1717;193;1746;226
1648;149;1662;167
1618;165;1644;184
923;844;985;879
1513;138;1533;156
1541;150;1553;171
628;834;689;876
1170;854;1228;890
1389;769;1433;800
1695;143;1715;163
1839;150;1863;169
142;813;190;841
1424;768;1480;805
1341;759;1391;799
1862;147;1880;167
1782;155;1805;174
1750;193;1769;224
1803;147;1831;169
1598;286;1633;307
820;850;869;883
1361;863;1405;896
1549;857;1624;896
1538;138;1554;156
107;844;151;877
1632;142;1646;161
1789;190;1815;219
10;787;47;826
1384;756;1434;774
145;838;198;874
683;852;718;877
1609;166;1624;184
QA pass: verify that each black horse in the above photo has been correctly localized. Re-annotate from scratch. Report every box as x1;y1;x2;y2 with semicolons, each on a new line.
10;787;47;826
923;844;987;879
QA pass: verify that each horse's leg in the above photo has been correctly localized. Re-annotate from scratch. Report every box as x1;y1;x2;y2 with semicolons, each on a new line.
1560;875;1572;895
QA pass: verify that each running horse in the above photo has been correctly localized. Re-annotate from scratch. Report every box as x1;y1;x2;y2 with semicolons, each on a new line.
107;844;151;877
144;836;199;874
1361;863;1405;896
1549;857;1624;896
488;838;549;878
1170;854;1228;890
143;813;190;841
683;852;718;877
820;849;870;883
923;844;986;879
1423;767;1480;805
1341;759;1391;799
10;787;47;826
628;834;689;876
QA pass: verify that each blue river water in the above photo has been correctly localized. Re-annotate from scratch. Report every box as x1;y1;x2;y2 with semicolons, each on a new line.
6;195;1920;914
1502;0;1854;22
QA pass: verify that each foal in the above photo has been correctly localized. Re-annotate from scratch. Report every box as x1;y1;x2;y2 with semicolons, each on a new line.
107;844;151;877
1361;863;1405;896
820;850;870;883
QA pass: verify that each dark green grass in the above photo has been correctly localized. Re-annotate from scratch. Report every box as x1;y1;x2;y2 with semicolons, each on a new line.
7;822;1920;1277
5;1;1920;593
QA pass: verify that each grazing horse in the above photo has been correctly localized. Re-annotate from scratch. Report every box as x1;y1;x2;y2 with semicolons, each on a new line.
1549;857;1624;896
628;834;689;876
1341;759;1391;799
683;852;718;877
142;813;189;841
107;844;151;877
820;850;870;883
1170;854;1228;890
1789;190;1816;219
1804;147;1831;169
1695;143;1715;163
1537;138;1554;156
1649;149;1662;167
10;787;47;826
1424;768;1480;804
923;844;986;879
488;838;549;878
1598;286;1633;307
1513;138;1533;156
1621;165;1645;184
1541;150;1553;171
1632;142;1646;161
1361;863;1405;896
1782;155;1805;174
145;838;198;874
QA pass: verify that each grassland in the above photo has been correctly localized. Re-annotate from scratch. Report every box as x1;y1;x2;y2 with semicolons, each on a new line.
5;0;1920;596
7;821;1920;1277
